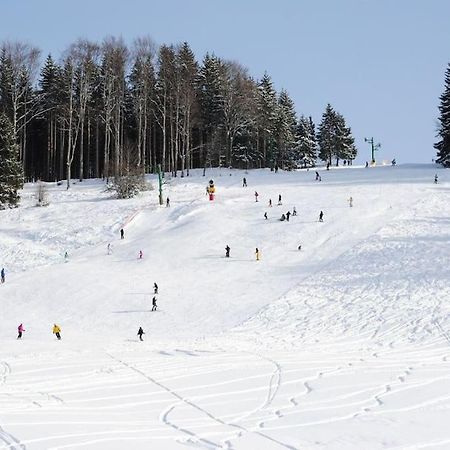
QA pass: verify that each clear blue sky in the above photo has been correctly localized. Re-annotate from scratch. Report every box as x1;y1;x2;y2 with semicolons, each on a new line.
2;0;449;163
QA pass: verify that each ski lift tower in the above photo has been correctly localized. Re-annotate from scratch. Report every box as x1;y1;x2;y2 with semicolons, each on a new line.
364;137;381;164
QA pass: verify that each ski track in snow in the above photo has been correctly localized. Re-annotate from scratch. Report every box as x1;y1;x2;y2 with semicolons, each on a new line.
1;165;450;449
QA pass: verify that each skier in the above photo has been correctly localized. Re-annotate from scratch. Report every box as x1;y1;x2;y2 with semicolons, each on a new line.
139;250;143;259
1;267;4;284
280;214;286;221
326;163;330;171
154;282;158;294
319;211;324;222
17;323;25;339
225;245;230;258
255;248;260;261
286;211;291;222
348;196;353;207
152;296;157;311
120;228;124;239
434;174;438;184
298;244;302;251
365;161;369;168
255;191;259;202
292;206;297;216
315;171;320;181
264;212;268;220
275;164;279;173
243;177;247;187
166;197;170;207
137;326;145;341
53;324;61;340
391;158;396;166
278;194;282;205
107;243;112;255
268;199;272;207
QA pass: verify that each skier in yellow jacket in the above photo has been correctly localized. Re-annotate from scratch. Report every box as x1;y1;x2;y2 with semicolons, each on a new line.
53;324;61;340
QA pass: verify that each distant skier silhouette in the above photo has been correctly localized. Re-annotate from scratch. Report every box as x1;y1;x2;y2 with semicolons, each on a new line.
120;228;124;239
53;324;61;340
17;323;25;339
225;245;230;258
152;297;157;311
137;327;145;341
319;211;324;222
154;282;158;294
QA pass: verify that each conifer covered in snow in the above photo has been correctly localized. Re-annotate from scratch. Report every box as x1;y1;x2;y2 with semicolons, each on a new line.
317;104;357;165
294;115;317;167
0;113;23;208
435;63;450;167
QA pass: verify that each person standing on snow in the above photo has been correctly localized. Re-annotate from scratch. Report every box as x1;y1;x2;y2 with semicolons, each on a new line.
255;191;259;202
53;324;61;340
268;199;272;207
255;248;260;261
1;267;5;284
154;282;158;294
315;171;320;181
243;177;247;187
348;197;353;207
225;245;230;258
319;211;324;222
292;206;297;216
152;297;158;311
139;250;143;259
137;327;145;341
286;211;291;222
278;194;282;205
17;323;25;339
120;228;124;239
166;197;170;207
264;212;268;220
435;174;438;184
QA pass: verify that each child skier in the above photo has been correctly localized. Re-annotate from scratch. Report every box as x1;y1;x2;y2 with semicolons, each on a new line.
152;297;157;311
137;327;145;341
17;323;25;339
53;324;61;340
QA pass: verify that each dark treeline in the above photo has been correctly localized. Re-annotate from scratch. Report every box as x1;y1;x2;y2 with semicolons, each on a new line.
0;37;357;186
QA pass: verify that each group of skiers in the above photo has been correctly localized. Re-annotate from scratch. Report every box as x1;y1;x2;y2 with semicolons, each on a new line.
15;323;61;340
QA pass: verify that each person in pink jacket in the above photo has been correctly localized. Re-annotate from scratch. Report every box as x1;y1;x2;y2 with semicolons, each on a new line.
17;323;25;339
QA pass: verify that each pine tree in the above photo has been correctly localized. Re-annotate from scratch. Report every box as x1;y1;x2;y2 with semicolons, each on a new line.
275;89;297;168
256;73;277;166
0;113;23;208
317;104;336;164
435;63;450;167
294;115;317;167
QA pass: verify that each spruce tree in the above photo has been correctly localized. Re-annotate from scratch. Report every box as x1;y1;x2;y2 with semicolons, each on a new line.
0;113;23;208
294;115;317;167
317;104;336;164
435;63;450;167
256;73;277;166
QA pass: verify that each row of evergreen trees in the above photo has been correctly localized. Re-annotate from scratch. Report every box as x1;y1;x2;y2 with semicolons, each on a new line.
435;63;450;167
0;37;358;206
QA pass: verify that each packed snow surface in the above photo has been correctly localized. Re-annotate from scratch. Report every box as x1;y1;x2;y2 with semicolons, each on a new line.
1;164;449;449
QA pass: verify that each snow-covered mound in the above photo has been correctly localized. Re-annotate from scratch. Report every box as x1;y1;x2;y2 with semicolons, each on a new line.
1;164;449;449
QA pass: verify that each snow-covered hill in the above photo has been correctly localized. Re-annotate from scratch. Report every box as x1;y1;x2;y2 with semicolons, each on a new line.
1;165;449;449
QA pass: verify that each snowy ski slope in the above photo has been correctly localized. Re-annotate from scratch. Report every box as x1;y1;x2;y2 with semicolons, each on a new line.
1;164;450;449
